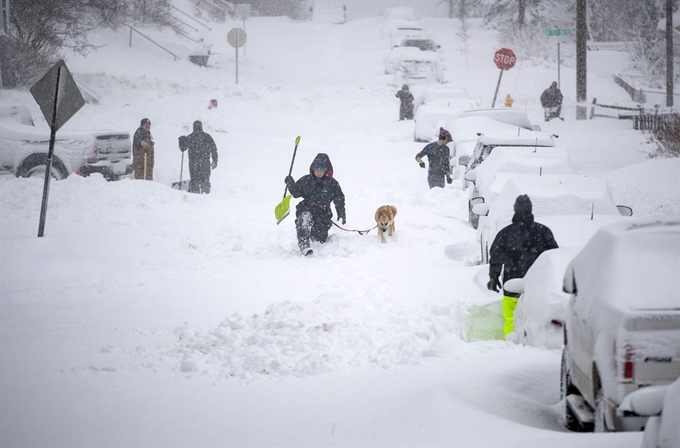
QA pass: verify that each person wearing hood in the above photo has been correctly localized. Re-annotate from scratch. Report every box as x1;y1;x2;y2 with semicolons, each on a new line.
133;118;154;180
284;153;346;256
487;195;559;338
395;84;414;120
179;120;218;194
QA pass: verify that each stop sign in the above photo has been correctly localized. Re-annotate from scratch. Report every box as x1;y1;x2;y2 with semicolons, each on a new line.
494;48;516;70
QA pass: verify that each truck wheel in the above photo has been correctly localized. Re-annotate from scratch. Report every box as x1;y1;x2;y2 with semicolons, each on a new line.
561;348;588;431
594;389;611;432
17;154;67;180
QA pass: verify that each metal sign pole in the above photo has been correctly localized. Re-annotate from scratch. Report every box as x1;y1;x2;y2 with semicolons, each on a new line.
491;69;504;108
235;34;239;85
243;16;246;56
38;66;62;237
558;41;561;89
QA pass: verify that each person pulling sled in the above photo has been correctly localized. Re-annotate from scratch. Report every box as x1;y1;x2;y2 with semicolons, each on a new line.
540;81;563;122
284;153;346;256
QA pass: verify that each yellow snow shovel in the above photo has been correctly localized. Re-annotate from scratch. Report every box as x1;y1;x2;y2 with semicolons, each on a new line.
274;136;301;224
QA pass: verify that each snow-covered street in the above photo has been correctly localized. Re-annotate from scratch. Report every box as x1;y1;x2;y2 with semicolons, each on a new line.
1;2;678;447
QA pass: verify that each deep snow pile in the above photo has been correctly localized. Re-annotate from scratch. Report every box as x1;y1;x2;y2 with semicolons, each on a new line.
0;3;676;448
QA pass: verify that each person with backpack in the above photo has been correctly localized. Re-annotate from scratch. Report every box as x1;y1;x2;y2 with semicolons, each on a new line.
486;195;559;338
178;120;218;194
395;84;414;120
284;153;346;256
415;127;453;188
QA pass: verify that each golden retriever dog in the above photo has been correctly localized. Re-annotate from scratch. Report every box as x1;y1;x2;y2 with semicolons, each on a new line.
375;205;398;244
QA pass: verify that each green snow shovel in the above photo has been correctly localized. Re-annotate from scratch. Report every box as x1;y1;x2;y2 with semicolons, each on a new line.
275;135;301;224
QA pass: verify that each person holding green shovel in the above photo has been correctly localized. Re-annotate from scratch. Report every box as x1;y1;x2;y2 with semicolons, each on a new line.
487;195;558;338
284;153;346;256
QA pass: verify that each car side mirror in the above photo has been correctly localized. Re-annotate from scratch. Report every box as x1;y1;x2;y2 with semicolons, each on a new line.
464;169;477;182
552;134;559;138
458;155;470;167
503;278;525;295
471;202;489;216
530;125;542;132
617;205;633;217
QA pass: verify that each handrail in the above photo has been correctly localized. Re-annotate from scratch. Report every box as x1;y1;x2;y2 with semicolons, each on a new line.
173;15;200;33
170;4;212;31
126;24;179;61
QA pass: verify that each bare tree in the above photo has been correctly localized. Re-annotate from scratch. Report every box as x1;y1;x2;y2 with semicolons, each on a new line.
458;0;471;66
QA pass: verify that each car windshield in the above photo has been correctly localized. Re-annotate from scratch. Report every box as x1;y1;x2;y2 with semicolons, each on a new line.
402;39;436;51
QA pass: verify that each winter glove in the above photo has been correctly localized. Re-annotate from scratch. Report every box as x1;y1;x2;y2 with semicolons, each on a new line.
487;278;500;293
337;214;346;225
419;161;426;169
446;175;453;184
178;136;188;152
141;140;153;151
211;161;217;170
284;175;295;186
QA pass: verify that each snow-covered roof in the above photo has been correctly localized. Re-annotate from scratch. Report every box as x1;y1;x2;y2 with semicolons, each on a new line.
478;131;556;148
455;108;536;130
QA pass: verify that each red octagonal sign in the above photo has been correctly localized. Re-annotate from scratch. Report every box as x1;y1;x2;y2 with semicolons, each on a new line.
494;48;516;70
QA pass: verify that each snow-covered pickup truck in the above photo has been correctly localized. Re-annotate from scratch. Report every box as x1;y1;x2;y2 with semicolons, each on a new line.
561;218;680;433
0;105;132;180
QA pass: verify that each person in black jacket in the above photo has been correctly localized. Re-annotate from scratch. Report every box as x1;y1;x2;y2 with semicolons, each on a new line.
395;84;414;120
540;81;563;121
285;153;346;256
179;120;218;194
487;195;559;338
415;127;453;188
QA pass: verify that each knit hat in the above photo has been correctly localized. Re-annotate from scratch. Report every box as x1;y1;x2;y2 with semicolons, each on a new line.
514;195;533;214
438;127;452;142
140;118;151;126
402;84;409;90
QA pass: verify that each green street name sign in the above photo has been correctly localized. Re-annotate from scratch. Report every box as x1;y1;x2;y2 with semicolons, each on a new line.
548;29;571;36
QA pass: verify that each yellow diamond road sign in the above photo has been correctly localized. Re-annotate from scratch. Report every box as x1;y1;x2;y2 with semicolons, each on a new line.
228;28;247;48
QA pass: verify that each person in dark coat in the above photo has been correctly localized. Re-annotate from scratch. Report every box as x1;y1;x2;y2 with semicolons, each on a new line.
540;81;563;121
132;118;154;180
415;127;453;189
395;84;414;120
487;195;559;338
284;153;346;256
179;120;218;194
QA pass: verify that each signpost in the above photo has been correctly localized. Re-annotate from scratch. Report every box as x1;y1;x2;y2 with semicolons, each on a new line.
30;60;85;237
227;27;247;85
547;29;571;88
234;4;251;56
491;48;516;108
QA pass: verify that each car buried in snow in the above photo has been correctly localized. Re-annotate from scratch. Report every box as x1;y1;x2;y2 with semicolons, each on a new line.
471;174;634;264
560;218;680;433
0;105;132;181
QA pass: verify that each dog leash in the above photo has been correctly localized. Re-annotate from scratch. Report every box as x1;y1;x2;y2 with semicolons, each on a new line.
331;220;377;235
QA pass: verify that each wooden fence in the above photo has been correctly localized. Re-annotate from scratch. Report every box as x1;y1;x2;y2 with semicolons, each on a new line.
633;111;680;132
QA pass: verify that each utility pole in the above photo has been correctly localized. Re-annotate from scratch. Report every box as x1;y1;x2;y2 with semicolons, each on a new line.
449;0;455;19
666;0;674;107
576;0;587;120
518;0;525;30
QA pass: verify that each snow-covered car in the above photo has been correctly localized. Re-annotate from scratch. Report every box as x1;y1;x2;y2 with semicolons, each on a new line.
413;98;478;142
560;218;680;433
464;146;577;228
393;53;444;86
384;6;419;21
503;247;582;350
472;174;633;264
618;377;680;448
311;0;346;24
447;108;541;134
0;105;132;181
384;46;429;74
460;128;558;172
393;36;440;51
381;19;427;42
